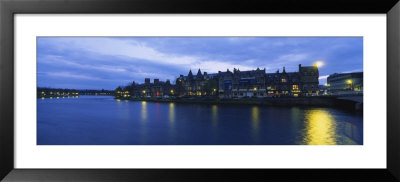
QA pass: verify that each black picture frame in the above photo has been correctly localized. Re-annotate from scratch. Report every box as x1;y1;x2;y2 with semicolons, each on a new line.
1;0;399;181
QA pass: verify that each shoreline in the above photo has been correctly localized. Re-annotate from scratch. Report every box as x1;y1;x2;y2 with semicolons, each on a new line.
115;96;361;111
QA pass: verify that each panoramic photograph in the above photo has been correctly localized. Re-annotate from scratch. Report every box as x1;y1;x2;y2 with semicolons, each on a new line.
37;37;363;145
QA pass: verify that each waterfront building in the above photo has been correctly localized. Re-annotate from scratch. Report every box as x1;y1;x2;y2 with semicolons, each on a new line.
218;68;267;97
175;69;219;96
217;64;319;97
175;64;319;98
124;64;319;98
127;78;176;97
327;72;363;94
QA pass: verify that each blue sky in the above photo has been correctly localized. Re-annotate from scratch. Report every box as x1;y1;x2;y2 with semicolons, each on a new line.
37;37;363;90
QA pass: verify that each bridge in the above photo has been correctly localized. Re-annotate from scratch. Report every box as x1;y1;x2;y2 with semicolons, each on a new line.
336;95;363;103
335;95;363;110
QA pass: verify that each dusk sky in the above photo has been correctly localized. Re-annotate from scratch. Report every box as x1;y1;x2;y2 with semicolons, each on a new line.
37;37;363;90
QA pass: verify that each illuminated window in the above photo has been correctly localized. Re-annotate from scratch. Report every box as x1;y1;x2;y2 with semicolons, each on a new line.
281;78;287;83
292;85;299;90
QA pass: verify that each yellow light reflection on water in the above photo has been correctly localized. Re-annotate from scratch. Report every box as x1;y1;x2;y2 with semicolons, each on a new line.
251;106;260;135
141;101;147;121
304;109;336;145
211;105;218;127
169;103;175;124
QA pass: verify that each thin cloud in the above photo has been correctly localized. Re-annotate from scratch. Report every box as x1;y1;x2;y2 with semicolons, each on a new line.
41;38;198;66
319;75;329;80
341;69;363;73
277;53;309;62
39;55;127;73
43;72;104;81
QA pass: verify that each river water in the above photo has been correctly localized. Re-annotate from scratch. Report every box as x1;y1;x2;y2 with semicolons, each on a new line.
37;95;363;145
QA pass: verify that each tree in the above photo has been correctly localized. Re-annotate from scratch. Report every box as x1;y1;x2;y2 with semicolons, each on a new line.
115;86;123;95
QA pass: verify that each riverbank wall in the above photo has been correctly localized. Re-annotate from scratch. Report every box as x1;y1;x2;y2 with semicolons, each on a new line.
116;96;362;111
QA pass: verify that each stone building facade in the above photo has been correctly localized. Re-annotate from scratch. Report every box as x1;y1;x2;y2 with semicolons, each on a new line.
127;78;176;97
218;68;267;97
124;64;319;98
175;69;219;96
217;64;319;97
327;72;363;93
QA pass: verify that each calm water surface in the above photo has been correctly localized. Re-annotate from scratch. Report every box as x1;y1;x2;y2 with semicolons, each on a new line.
37;96;363;145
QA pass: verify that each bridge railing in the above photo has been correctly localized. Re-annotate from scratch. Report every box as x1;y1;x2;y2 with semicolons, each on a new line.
327;91;363;97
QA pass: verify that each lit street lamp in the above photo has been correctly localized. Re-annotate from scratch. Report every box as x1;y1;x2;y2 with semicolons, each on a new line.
314;61;324;67
346;79;353;90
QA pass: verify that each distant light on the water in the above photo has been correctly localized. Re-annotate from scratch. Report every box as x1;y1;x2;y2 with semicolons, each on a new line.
304;109;336;145
169;103;175;124
211;105;218;127
251;106;260;136
141;101;147;121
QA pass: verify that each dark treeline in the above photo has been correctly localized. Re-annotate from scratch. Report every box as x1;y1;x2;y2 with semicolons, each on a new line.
37;87;114;97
